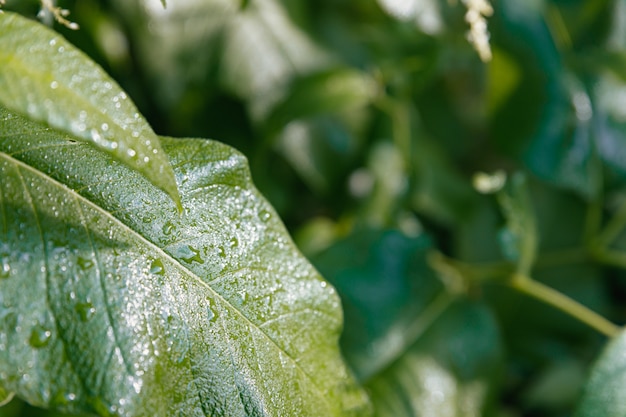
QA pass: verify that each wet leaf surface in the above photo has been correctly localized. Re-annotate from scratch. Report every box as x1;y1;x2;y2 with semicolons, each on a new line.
0;107;370;417
0;12;180;207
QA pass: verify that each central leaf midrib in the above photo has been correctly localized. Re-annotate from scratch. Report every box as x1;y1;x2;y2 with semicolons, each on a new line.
0;149;330;409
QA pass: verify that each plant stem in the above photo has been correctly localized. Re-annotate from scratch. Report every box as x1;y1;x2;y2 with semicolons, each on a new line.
510;274;620;338
593;249;626;269
363;291;456;383
535;247;588;268
595;198;626;250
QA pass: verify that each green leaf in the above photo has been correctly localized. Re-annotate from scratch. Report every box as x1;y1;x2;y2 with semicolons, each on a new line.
313;230;502;416
366;301;502;417
0;12;180;208
575;330;626;417
0;107;371;417
312;229;443;381
496;173;538;276
0;388;14;407
264;69;376;137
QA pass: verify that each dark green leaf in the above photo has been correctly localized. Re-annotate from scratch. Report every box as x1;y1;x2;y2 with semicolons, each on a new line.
0;107;371;417
0;12;180;208
496;173;537;275
312;229;443;381
575;330;626;417
366;301;503;417
264;69;375;137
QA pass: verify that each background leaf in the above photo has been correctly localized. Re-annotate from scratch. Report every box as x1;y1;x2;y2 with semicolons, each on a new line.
0;107;370;417
0;12;180;207
313;229;443;381
575;330;626;417
366;301;502;417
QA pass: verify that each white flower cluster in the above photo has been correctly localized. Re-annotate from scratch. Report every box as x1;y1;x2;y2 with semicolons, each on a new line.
462;0;493;62
39;0;79;30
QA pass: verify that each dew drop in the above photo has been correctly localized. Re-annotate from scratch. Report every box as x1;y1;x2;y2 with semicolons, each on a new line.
149;259;165;276
75;302;96;322
127;149;137;158
206;298;219;323
49;39;57;46
259;209;271;222
51;391;78;408
0;258;10;279
29;324;52;348
77;257;94;271
101;123;109;132
162;221;174;235
58;46;65;53
237;290;249;305
178;245;204;264
50;81;59;89
320;281;328;288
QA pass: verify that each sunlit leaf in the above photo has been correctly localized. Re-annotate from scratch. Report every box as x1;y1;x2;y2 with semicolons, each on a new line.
575;330;626;417
264;69;376;137
0;12;180;207
366;302;502;417
0;107;371;417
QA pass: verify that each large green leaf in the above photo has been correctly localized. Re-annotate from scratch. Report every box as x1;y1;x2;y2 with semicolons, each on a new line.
313;229;502;416
575;330;626;417
0;12;180;208
0;107;371;417
366;301;503;417
313;229;443;382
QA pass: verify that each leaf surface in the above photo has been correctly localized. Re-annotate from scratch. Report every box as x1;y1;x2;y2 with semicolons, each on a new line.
575;330;626;417
0;107;370;417
366;302;502;417
0;12;180;207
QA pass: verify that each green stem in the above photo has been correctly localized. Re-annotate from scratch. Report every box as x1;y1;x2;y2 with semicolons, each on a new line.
593;249;626;269
510;274;620;338
362;290;456;384
535;247;589;268
595;199;626;250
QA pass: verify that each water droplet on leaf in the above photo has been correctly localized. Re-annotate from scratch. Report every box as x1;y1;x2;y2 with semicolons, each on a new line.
178;245;204;264
206;298;219;323
77;257;94;271
0;258;10;279
150;259;165;275
29;324;52;348
259;209;271;222
75;302;96;322
162;221;174;235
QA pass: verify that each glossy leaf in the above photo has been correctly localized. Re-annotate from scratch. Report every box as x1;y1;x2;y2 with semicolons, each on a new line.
496;173;537;276
0;12;180;207
264;69;376;137
314;229;502;416
575;330;626;417
366;301;503;417
0;107;370;417
313;229;443;381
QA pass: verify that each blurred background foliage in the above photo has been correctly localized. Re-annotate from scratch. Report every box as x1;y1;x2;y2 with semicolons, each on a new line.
4;0;626;416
